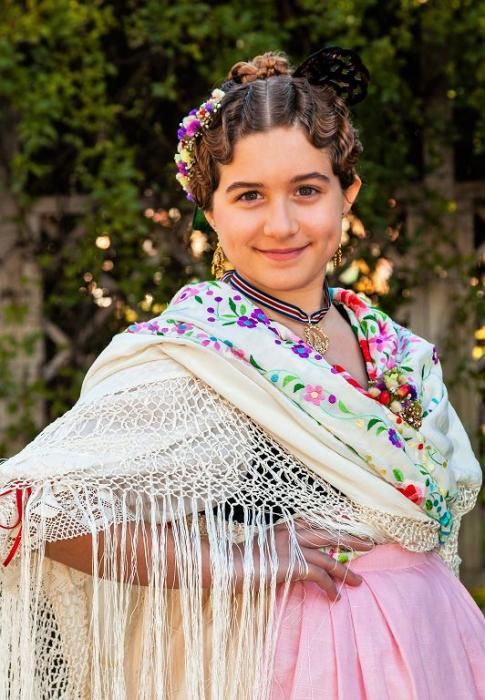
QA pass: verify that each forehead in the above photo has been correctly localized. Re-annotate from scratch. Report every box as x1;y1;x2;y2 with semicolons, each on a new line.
217;126;334;184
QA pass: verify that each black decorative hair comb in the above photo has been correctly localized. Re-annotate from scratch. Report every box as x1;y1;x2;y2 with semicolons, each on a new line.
293;46;370;106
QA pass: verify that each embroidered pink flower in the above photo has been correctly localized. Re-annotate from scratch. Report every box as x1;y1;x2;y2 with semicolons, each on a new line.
174;322;194;334
303;385;325;405
197;332;221;350
126;321;161;334
230;347;246;360
172;286;201;304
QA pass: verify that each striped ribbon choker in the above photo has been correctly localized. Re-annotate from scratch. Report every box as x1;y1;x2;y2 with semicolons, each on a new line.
223;270;332;355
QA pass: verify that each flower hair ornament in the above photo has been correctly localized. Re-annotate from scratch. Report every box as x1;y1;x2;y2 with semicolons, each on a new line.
174;88;225;202
174;46;370;237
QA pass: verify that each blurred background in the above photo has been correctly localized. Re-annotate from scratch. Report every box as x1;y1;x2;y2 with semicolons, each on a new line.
0;0;483;596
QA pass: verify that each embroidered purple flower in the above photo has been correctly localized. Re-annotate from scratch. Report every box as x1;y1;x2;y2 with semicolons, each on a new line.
237;316;257;328
388;428;403;448
328;394;337;404
291;342;311;358
251;308;270;325
303;385;325;406
174;322;193;335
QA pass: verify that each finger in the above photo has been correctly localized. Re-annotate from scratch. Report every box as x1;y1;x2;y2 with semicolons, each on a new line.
295;525;373;552
304;563;340;601
302;547;363;586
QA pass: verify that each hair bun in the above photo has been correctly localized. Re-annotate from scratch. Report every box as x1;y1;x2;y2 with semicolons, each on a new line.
228;52;290;85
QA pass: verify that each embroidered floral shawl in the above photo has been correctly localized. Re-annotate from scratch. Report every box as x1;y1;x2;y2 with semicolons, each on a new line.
125;279;481;545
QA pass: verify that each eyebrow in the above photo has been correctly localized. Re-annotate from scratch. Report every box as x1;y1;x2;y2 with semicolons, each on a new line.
225;171;331;194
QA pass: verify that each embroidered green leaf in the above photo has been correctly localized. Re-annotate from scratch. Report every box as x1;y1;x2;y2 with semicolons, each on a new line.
376;426;387;435
222;321;236;326
392;468;404;482
367;418;380;430
240;304;247;315
425;499;433;511
249;355;264;370
194;295;203;304
282;375;298;387
401;366;413;372
228;298;237;314
338;400;351;414
293;383;305;393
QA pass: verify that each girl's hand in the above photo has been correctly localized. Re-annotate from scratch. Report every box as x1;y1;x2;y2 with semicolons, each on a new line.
232;520;373;601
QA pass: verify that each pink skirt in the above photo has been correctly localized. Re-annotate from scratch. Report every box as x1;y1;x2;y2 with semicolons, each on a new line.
271;544;485;699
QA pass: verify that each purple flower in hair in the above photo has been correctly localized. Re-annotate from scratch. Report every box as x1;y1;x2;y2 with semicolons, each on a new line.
185;119;201;137
189;108;198;116
177;127;186;140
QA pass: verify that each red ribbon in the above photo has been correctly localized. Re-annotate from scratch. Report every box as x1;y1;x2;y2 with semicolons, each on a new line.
0;486;32;566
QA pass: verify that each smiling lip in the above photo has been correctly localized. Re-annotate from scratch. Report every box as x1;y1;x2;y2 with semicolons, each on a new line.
256;244;309;261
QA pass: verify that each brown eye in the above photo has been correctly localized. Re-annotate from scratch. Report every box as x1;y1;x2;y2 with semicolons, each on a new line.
238;191;261;201
297;186;318;196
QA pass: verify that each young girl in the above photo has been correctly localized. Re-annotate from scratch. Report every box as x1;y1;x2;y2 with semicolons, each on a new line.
1;47;483;699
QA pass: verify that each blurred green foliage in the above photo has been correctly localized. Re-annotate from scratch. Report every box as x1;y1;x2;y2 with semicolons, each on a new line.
0;0;483;441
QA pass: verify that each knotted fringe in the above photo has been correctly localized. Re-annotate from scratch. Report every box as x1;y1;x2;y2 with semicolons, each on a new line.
0;486;326;700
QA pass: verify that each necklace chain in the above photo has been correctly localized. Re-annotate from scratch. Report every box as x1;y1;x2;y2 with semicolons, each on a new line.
223;270;332;354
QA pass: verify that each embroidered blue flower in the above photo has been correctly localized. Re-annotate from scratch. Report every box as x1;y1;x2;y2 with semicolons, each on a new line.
439;510;452;528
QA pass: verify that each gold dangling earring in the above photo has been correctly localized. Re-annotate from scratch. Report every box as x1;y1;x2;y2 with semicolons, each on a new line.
211;240;227;279
333;244;342;269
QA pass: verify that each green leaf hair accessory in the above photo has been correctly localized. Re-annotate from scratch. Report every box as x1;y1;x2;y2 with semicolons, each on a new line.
174;88;225;201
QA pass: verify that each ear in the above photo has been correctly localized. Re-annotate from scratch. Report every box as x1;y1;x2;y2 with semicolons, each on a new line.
192;207;216;235
203;209;215;230
343;175;362;213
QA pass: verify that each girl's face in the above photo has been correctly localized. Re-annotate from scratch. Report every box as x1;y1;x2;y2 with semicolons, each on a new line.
205;126;361;300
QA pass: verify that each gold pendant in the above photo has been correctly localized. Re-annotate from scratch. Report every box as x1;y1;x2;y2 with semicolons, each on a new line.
304;325;329;355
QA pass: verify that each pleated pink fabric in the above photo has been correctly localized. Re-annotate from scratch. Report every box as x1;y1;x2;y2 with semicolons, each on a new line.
271;544;485;700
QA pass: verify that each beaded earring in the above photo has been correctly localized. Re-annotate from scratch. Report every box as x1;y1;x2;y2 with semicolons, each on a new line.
333;244;343;268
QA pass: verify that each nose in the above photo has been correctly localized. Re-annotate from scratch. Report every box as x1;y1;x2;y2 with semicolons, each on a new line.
263;198;299;238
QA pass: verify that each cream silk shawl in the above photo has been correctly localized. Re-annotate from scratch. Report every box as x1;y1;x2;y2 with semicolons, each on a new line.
0;280;481;699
